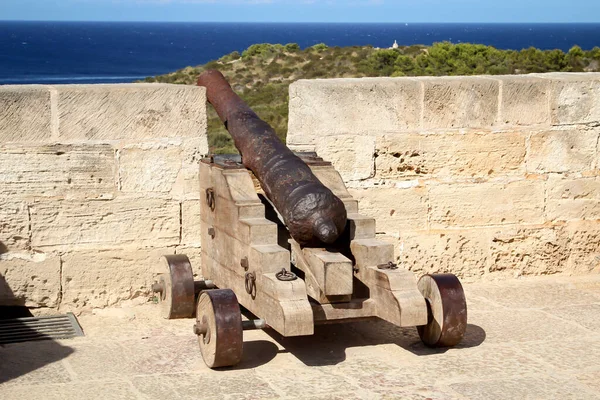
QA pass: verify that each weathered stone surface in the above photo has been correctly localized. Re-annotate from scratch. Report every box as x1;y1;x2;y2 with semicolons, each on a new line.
560;221;600;273
132;370;278;400
0;143;115;199
527;128;598;173
0;252;61;307
546;303;600;333
422;77;499;129
60;248;171;311
0;199;29;251
315;135;375;181
0;85;51;143
56;84;207;140
546;176;600;221
544;72;600;125
288;78;421;144
2;275;600;398
118;141;182;193
0;382;138;400
519;338;600;374
30;198;180;249
490;227;568;275
498;75;550;126
349;186;428;235
376;131;526;180
181;201;201;247
429;179;545;228
400;230;490;278
451;376;595;400
170;137;207;201
467;275;600;309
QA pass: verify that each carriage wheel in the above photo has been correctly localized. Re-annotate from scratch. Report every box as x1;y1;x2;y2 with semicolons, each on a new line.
194;289;243;368
417;273;467;347
156;254;195;319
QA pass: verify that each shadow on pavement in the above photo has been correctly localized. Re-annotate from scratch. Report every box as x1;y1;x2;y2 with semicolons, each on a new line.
0;273;75;385
229;339;280;370
260;319;486;367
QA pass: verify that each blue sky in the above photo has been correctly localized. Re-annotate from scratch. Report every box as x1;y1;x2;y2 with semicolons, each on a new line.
1;0;598;23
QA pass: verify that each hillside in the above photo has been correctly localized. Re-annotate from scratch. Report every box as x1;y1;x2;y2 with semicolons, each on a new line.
142;42;600;154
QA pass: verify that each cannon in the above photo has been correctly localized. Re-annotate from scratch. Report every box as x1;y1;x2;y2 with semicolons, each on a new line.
152;71;467;368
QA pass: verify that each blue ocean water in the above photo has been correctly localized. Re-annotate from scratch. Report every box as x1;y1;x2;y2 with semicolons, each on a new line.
1;22;599;85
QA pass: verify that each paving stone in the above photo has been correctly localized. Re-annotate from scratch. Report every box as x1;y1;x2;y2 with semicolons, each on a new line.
0;340;74;386
542;303;600;333
451;376;598;400
0;381;139;400
518;338;600;374
2;275;600;399
468;279;600;309
258;366;354;398
131;372;278;400
467;308;593;344
375;386;464;400
324;356;415;391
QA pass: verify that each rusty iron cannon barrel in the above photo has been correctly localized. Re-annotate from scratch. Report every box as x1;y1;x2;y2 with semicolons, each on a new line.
197;70;347;247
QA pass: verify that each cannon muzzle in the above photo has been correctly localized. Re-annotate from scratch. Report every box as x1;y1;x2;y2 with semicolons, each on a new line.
197;70;347;246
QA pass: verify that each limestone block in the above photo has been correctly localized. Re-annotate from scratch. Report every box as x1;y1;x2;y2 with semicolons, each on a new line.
315;135;375;181
0;199;29;251
489;227;568;275
429;179;545;228
119;142;182;193
0;252;61;307
175;246;203;278
287;78;421;144
544;73;600;125
422;77;499;129
348;186;428;236
0;143;116;199
400;230;490;278
498;75;550;126
30;198;180;249
376;131;526;180
170;137;207;201
527;129;598;173
55;84;207;140
181;200;201;247
0;85;51;143
61;248;173;311
546;176;600;221
560;221;600;273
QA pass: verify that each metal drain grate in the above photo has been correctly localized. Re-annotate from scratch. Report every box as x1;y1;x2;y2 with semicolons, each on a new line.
0;313;84;344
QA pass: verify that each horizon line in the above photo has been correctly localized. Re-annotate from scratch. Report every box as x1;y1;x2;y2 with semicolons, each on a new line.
1;20;600;24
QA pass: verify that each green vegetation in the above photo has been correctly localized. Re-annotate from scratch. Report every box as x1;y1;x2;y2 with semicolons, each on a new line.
142;42;600;154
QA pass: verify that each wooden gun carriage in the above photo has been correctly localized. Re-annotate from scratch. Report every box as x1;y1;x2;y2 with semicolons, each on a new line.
151;71;467;368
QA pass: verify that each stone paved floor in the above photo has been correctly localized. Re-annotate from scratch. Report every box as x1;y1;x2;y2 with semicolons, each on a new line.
1;274;600;399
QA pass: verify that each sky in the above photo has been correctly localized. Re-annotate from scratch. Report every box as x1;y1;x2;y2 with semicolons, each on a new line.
1;0;599;23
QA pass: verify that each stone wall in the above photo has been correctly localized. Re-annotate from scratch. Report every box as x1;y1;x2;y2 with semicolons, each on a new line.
0;84;208;311
288;72;600;280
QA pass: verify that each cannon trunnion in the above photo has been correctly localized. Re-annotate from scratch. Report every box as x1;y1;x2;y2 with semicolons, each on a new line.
152;153;467;369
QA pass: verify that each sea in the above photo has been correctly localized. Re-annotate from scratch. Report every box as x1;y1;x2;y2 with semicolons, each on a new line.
1;22;599;85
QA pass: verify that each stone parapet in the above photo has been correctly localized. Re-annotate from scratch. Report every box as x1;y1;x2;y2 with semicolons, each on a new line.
288;72;600;279
0;84;208;311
